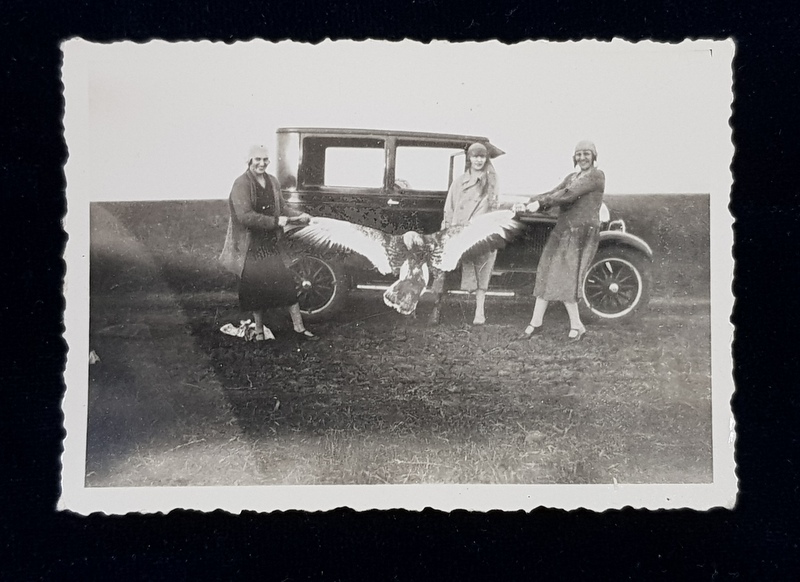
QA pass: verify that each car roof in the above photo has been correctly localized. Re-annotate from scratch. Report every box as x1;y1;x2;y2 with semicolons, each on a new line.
277;127;505;157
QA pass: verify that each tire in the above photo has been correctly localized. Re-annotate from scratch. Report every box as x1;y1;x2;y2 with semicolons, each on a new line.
580;246;652;322
287;254;349;322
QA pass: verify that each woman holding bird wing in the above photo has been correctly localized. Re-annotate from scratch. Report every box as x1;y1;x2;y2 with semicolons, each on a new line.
291;209;522;318
428;142;501;325
219;145;319;342
513;140;606;342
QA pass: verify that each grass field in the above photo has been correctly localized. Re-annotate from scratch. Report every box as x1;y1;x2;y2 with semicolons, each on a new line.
87;291;711;486
84;195;713;486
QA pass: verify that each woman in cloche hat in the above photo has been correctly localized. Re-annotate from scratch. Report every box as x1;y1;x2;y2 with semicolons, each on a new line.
429;142;501;325
220;144;318;342
513;140;605;342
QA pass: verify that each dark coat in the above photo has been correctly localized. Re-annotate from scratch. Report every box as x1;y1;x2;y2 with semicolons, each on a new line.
219;170;301;276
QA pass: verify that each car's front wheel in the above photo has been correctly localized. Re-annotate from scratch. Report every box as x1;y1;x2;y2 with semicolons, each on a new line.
581;246;652;322
287;255;349;322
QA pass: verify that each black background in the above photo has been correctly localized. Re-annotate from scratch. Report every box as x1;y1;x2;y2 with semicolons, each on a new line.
3;1;799;579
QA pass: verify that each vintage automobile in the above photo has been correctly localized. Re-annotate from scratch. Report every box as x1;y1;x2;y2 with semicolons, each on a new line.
277;127;653;323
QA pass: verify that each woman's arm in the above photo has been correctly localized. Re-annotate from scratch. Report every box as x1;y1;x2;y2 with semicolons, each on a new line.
230;178;280;232
535;170;605;209
513;174;568;213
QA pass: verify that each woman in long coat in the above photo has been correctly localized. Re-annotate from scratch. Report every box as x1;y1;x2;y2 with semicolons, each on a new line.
514;140;605;341
429;142;499;325
219;145;319;341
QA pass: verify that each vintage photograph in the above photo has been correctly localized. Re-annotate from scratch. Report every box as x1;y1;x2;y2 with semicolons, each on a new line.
60;39;736;513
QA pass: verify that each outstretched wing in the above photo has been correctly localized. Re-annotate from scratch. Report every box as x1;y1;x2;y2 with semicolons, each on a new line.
429;209;524;272
291;217;400;275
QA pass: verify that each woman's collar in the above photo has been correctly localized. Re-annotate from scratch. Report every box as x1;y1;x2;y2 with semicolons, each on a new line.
247;169;268;183
462;169;485;185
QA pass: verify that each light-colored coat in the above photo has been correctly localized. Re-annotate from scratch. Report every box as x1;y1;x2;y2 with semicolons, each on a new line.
442;166;499;228
440;166;499;290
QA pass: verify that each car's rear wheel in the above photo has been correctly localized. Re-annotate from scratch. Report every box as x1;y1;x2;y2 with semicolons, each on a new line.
288;255;349;322
581;246;651;322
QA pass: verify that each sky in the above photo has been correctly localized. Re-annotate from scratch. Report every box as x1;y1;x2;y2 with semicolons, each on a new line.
63;39;734;201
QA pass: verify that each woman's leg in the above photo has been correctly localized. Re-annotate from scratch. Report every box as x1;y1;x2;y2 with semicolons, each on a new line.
288;303;306;332
564;301;586;339
473;251;496;324
529;298;549;328
253;310;265;340
518;297;548;339
428;273;446;324
474;289;487;324
288;303;320;340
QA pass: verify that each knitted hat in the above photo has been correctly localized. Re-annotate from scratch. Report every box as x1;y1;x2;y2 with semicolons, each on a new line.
247;145;270;162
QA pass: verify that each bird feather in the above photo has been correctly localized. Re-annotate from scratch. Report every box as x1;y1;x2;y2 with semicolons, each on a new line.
431;210;523;272
291;217;397;275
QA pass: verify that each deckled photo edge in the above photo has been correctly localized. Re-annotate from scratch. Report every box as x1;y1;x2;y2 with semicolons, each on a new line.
59;38;737;515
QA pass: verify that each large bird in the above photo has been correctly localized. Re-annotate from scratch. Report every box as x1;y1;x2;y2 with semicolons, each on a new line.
291;210;523;315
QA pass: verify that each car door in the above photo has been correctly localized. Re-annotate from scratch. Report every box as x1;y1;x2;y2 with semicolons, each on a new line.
290;133;395;232
388;138;474;235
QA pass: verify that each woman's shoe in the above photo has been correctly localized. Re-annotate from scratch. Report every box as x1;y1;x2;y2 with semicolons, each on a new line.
517;325;543;340
568;327;586;342
295;329;320;342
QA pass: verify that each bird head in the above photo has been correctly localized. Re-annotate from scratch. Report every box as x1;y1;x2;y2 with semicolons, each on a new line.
402;230;424;250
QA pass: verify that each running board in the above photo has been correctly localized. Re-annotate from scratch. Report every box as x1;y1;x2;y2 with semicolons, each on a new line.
355;284;516;297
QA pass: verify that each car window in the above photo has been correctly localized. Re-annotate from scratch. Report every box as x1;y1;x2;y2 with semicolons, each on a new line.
299;136;386;189
450;151;467;183
323;147;385;188
395;146;465;192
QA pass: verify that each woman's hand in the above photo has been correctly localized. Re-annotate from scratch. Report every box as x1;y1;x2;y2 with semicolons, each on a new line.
287;213;312;225
512;201;541;214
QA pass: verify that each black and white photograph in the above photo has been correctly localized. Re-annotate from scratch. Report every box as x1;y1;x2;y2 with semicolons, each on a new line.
60;39;736;513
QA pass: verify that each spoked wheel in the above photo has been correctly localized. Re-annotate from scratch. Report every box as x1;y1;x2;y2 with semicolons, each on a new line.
581;247;651;321
287;255;349;322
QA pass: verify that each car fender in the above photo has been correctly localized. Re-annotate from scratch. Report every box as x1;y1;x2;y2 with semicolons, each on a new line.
598;230;654;260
